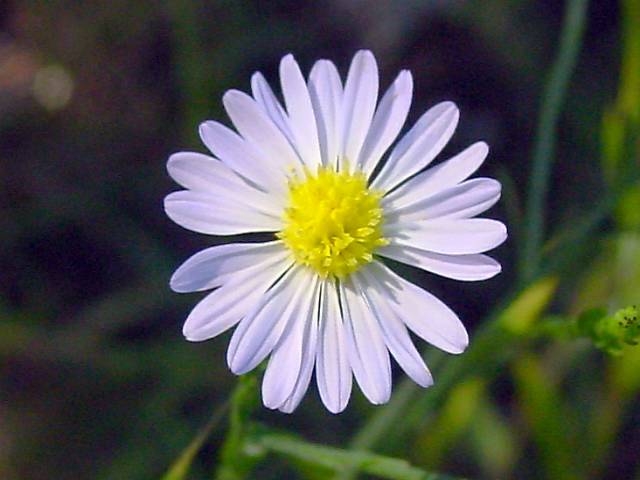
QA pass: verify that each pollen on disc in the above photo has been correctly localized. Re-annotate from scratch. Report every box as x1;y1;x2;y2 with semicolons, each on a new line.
278;167;388;278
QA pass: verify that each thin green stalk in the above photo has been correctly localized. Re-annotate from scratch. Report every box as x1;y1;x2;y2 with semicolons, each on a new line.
496;167;524;256
365;322;512;453
162;400;230;480
166;0;212;144
256;432;465;480
618;0;640;122
336;312;515;480
541;165;640;276
215;375;262;480
347;353;445;451
520;0;589;282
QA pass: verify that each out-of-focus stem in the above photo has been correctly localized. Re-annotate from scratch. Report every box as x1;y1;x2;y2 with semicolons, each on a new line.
520;0;589;282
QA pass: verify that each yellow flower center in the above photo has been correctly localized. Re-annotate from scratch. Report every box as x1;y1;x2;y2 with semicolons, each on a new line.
278;166;388;278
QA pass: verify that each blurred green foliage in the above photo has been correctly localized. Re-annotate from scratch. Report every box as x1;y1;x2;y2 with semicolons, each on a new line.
1;1;640;479
577;305;640;354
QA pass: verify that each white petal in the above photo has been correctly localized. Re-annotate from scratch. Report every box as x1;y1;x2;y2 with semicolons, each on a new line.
170;241;287;293
167;152;238;192
182;257;291;341
387;218;507;255
308;59;343;168
357;70;413;176
355;269;433;387
277;304;319;413
199;121;286;195
262;275;320;409
368;261;468;354
164;190;282;236
227;267;312;375
316;280;352;414
341;50;379;168
385;178;502;223
383;142;489;210
167;152;284;216
372;101;459;193
251;71;295;144
340;278;391;405
279;54;322;169
223;90;302;172
377;245;502;281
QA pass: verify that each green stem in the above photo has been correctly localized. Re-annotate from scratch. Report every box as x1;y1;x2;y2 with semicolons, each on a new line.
375;322;513;453
166;0;212;144
541;165;640;276
618;0;640;122
347;353;445;451
256;432;465;480
337;316;515;480
520;0;589;282
215;375;262;480
161;399;230;480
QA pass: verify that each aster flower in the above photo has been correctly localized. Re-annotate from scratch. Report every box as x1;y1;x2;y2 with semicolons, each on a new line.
164;50;506;414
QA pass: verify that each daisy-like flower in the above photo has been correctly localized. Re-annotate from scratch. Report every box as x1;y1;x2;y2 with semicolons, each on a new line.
165;50;506;414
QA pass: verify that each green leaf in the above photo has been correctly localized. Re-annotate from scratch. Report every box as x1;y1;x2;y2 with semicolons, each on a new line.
513;355;582;480
498;276;559;335
415;378;485;466
469;395;518;478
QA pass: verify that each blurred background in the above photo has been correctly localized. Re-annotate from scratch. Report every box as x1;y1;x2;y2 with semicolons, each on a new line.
1;1;639;479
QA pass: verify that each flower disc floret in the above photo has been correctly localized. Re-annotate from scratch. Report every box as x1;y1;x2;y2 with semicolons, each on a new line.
278;167;388;278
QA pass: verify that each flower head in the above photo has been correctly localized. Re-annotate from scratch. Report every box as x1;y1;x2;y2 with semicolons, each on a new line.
278;166;388;277
165;50;507;413
576;305;640;355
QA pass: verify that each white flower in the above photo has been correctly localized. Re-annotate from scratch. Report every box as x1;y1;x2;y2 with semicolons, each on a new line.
164;50;507;414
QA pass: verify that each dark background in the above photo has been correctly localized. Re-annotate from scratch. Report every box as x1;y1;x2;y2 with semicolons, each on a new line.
1;1;636;479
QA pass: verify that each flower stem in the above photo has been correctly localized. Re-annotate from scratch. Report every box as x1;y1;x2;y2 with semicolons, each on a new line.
254;432;463;480
215;374;262;480
520;0;589;282
166;0;213;144
161;399;229;480
344;319;511;459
